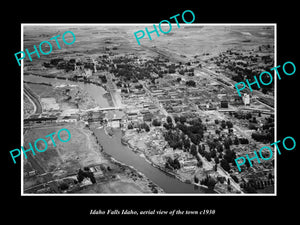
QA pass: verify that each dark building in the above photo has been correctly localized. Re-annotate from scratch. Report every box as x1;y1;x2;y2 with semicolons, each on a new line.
220;100;228;108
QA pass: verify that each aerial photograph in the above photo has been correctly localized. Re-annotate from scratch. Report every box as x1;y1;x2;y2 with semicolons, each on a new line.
22;24;275;194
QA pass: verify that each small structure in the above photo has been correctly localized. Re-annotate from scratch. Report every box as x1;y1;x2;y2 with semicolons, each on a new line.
56;115;79;123
243;93;250;106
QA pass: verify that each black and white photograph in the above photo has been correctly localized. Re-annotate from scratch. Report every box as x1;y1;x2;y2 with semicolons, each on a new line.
21;24;275;195
3;4;298;221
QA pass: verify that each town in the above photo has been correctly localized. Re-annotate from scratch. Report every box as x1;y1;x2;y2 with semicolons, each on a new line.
22;25;275;194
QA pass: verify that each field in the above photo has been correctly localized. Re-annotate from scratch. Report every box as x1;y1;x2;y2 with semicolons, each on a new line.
23;122;162;193
23;25;274;66
23;123;105;176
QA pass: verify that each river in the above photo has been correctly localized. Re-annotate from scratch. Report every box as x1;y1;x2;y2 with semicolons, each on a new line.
93;128;213;193
24;74;111;108
24;74;213;193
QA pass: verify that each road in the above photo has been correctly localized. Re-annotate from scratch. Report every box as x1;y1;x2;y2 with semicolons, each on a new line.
198;67;274;110
139;80;176;126
24;84;42;114
196;152;243;193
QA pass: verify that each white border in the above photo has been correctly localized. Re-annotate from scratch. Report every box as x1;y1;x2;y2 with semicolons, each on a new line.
21;23;277;196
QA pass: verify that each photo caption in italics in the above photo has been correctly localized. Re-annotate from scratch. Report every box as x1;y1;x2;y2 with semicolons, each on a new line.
89;209;216;216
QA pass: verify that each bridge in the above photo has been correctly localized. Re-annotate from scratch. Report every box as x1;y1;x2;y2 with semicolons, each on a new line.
83;106;123;112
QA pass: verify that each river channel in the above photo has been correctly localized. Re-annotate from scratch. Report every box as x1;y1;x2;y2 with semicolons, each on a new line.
24;74;213;193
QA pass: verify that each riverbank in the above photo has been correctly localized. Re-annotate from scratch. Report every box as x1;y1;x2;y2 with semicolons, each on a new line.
24;73;114;108
121;128;219;193
89;124;164;193
121;128;241;194
23;73;163;194
23;73;214;193
23;122;164;194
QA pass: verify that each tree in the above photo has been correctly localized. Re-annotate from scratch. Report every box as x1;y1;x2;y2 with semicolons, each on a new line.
220;120;226;129
174;116;180;123
191;133;202;145
204;151;212;161
197;160;203;167
186;80;196;87
233;137;239;145
163;122;170;130
173;158;181;169
166;116;172;124
226;121;233;128
214;164;218;171
177;123;188;134
220;158;231;172
200;175;217;190
214;156;219;164
210;149;217;158
224;149;236;164
239;138;249;144
152;119;161;126
190;144;197;156
179;116;187;124
183;138;191;150
116;81;123;87
223;138;232;150
216;143;223;153
198;144;204;155
143;123;150;132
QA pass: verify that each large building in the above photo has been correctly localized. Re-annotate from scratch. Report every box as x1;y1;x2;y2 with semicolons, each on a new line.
106;110;124;128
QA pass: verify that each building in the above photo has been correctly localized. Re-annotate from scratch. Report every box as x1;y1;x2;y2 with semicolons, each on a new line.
88;111;105;122
243;93;250;106
56;115;79;123
106;110;124;128
220;100;228;108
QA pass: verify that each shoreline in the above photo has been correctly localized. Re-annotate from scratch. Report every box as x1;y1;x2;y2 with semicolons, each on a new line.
24;73;215;193
121;132;217;193
24;72;115;108
89;126;165;194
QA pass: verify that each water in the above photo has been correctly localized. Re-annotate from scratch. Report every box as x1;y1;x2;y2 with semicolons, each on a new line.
93;128;213;193
24;74;213;193
24;75;110;108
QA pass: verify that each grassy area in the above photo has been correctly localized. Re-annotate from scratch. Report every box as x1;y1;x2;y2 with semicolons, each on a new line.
23;123;105;176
